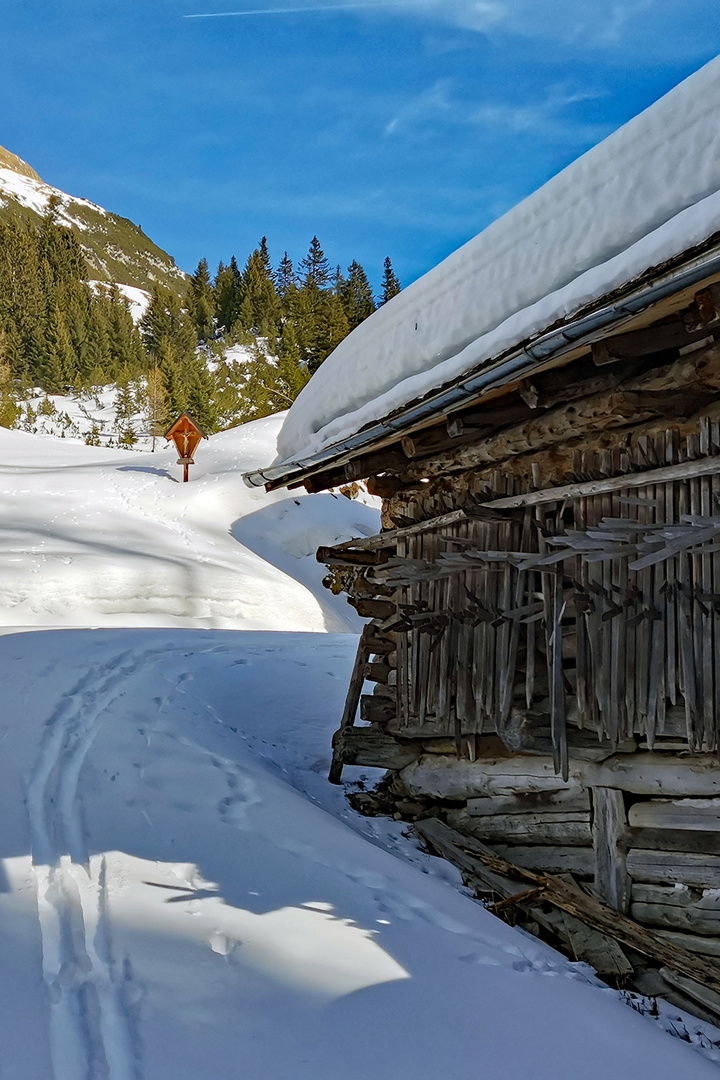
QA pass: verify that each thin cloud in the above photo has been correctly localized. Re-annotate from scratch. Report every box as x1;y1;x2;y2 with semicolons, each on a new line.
384;80;612;147
184;3;400;16
384;79;453;136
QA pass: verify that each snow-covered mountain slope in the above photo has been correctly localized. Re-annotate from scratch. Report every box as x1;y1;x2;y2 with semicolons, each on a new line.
0;143;185;294
0;416;717;1078
276;54;720;465
0;414;377;632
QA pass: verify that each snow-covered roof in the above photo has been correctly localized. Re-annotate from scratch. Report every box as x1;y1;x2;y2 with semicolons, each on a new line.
272;55;720;475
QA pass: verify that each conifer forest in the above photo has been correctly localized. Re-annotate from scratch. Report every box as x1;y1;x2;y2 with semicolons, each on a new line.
0;202;401;441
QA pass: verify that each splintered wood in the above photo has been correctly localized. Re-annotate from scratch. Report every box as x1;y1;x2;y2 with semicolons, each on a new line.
356;422;720;755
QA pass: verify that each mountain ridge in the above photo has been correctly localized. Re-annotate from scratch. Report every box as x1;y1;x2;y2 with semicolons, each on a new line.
0;141;187;295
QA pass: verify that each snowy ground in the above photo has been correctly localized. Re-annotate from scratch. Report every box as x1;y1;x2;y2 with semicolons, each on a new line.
0;414;718;1078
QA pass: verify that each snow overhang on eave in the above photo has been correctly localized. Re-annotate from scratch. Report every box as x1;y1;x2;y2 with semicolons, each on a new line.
243;241;720;491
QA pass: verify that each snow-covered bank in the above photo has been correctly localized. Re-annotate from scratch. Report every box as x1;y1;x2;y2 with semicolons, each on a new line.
0;415;377;632
0;627;717;1080
0;414;717;1077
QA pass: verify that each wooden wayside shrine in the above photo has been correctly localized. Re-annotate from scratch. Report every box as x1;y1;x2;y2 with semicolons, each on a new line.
260;260;720;1023
165;413;207;482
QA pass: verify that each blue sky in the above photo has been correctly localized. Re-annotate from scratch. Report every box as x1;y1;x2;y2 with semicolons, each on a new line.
1;2;719;291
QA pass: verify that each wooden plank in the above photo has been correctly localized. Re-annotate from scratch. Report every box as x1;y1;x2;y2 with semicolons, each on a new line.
331;509;473;551
655;930;720;959
331;726;421;770
593;787;630;912
494;845;594;877
711;420;720;753
400;751;720;800
483;454;720;510
467;788;590;816
632;883;720;936
446;807;592;846
594;317;716;360
628;827;720;855
628;798;720;831
628;848;720;888
700;418;715;749
415;818;720;993
561;910;633;976
659;967;720;1022
328;626;373;783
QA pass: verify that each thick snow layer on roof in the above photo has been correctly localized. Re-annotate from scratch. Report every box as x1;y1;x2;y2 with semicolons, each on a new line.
277;55;720;466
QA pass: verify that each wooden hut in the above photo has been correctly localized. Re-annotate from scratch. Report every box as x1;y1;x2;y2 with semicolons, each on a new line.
246;59;720;1020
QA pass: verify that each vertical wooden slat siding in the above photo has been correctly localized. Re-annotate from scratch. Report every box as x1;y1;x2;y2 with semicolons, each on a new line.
664;430;678;711
397;534;410;730
378;423;720;754
699;419;714;750
712;420;720;752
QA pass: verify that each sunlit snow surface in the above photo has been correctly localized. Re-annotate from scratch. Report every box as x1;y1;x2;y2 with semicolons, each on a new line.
0;419;717;1078
0;415;375;632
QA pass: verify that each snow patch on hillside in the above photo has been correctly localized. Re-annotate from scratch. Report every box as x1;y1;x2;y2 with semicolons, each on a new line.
88;280;151;324
0;165;107;226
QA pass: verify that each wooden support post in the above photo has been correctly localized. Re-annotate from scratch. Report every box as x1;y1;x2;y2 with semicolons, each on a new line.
593;787;630;913
184;462;189;483
328;625;372;784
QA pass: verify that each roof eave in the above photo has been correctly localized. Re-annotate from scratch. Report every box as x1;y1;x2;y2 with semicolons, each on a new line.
244;240;720;491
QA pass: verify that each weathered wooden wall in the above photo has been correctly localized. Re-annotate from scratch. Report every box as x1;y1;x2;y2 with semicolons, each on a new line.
347;421;720;769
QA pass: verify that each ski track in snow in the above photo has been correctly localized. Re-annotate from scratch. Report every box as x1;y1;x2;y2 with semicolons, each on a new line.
25;647;172;1080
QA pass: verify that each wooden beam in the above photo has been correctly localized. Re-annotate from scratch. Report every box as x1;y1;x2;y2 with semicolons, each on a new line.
366;474;406;499
349;598;396;619
403;386;717;481
593;788;630;913
316;546;388;566
415;818;720;994
331;725;420;770
628;849;720;888
628;798;720;832
483;452;720;510
343;448;409;482
400;752;720;801
360;694;396;724
328;626;373;784
593;319;718;364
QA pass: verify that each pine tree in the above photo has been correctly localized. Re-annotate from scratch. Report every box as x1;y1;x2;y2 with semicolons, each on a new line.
145;366;167;451
85;423;101;446
214;257;242;334
118;422;137;449
379;256;401;305
43;305;77;391
186;257;216;343
299;236;331;290
142;286;196;366
307;293;350;374
259;236;272;276
0;357;19;430
275;252;296;300
237;247;280;337
114;375;134;425
340;260;375;330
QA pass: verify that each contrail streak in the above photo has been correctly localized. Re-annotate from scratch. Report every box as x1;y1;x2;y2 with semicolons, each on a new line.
184;3;394;15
